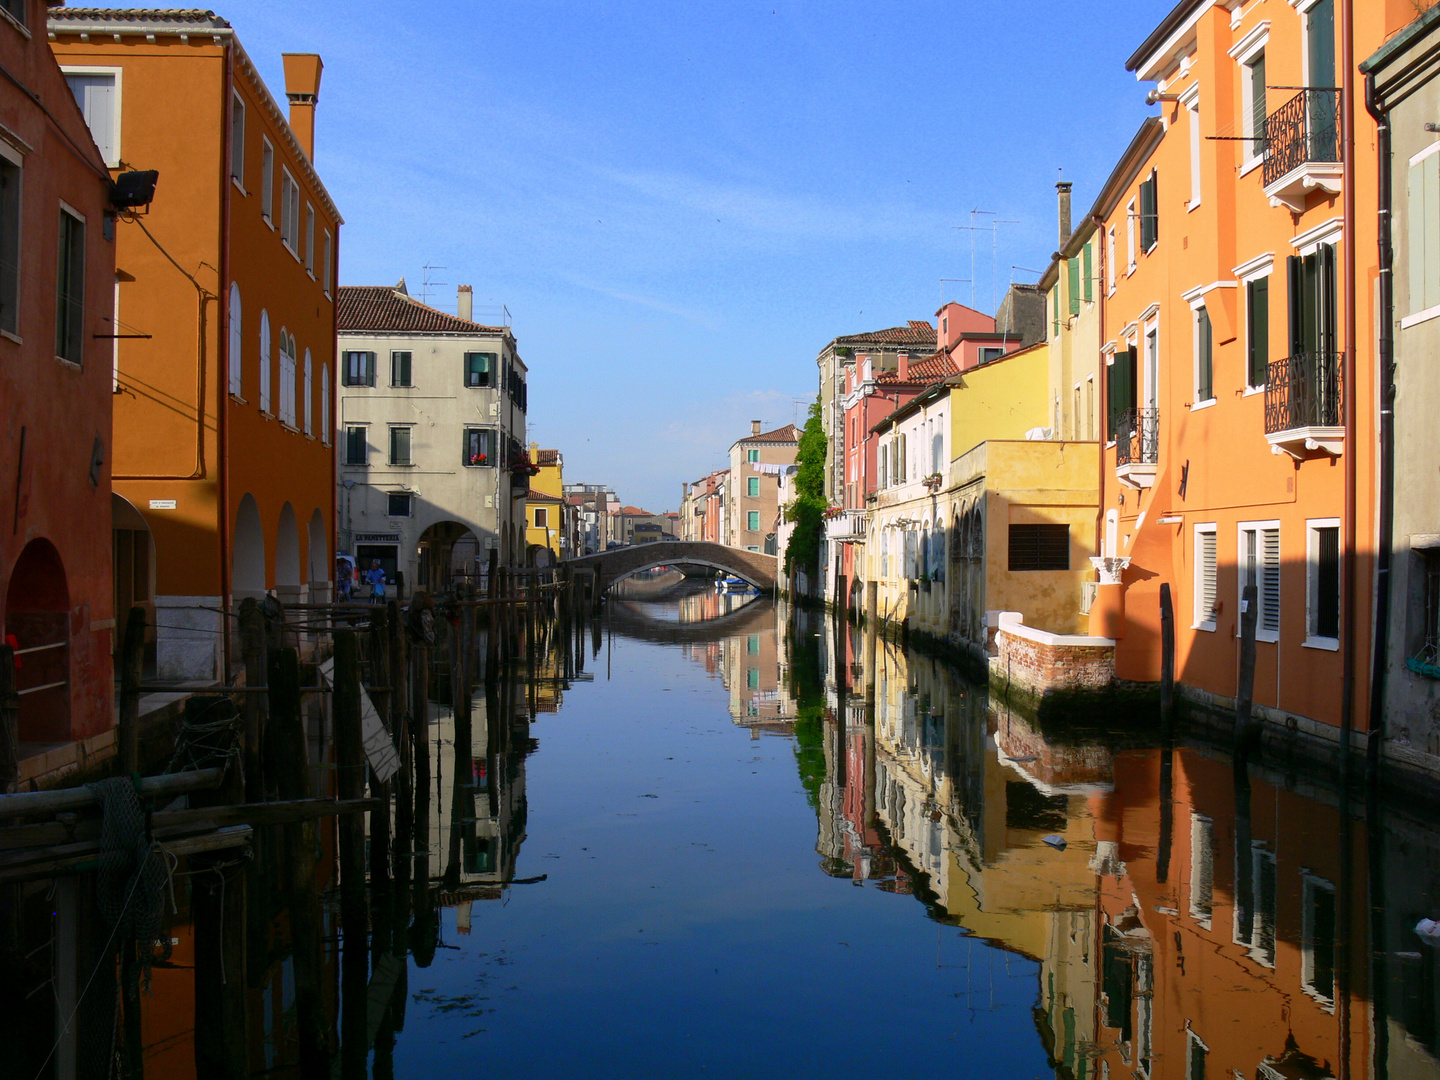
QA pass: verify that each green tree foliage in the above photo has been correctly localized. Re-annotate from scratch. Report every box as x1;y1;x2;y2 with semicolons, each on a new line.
783;397;827;578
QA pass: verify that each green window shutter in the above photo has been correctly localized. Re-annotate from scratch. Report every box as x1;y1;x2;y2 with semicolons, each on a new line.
1067;258;1080;316
1082;243;1093;303
1140;173;1157;251
1248;277;1269;387
1197;308;1213;401
1287;254;1305;355
1108;350;1134;440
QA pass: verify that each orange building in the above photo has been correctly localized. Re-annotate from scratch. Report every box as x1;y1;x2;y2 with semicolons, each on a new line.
1092;0;1408;750
49;10;342;682
0;0;117;751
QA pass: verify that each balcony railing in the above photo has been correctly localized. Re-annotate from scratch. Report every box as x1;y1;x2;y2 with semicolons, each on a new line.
826;509;870;542
1114;407;1160;467
1264;351;1342;435
1263;89;1340;188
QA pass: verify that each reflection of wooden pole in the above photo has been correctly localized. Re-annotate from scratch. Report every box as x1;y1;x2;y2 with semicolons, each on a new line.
864;581;878;703
269;646;328;1073
193;858;248;1080
1159;583;1175;739
118;604;146;776
0;644;17;791
238;599;266;801
409;634;431;905
389;600;411;898
368;607;391;890
333;631;368;1079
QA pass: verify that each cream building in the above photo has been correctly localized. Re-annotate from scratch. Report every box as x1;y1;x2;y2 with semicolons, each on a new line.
337;283;528;593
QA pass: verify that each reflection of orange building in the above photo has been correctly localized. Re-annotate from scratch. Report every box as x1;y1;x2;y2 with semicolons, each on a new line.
0;0;117;749
1092;748;1367;1078
50;10;341;682
1094;2;1406;744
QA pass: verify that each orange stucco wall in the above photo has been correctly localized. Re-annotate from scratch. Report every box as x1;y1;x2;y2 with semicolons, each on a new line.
1099;2;1401;731
0;0;117;741
48;32;339;623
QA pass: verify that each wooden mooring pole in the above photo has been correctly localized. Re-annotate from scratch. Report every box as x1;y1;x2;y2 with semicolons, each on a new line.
1235;582;1260;755
118;605;146;777
238;599;267;802
333;630;368;1079
1159;583;1175;739
0;643;17;793
368;607;391;890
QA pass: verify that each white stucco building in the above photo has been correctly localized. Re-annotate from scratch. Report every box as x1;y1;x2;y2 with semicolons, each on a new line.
337;282;528;594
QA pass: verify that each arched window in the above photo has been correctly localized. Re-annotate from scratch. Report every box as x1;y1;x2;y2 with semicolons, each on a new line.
278;328;295;425
228;282;242;397
258;310;271;414
320;364;330;445
303;349;313;435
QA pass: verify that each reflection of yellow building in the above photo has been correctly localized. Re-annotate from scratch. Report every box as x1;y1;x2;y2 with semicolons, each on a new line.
525;446;565;559
721;619;794;729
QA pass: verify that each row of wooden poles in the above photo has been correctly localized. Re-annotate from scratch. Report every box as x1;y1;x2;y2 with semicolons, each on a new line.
0;554;605;1080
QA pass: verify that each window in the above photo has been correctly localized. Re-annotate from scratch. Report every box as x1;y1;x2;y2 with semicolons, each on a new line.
746;476;760;497
464;351;493;387
1190;813;1214;928
304;203;315;274
1288;244;1338;357
1067;256;1080;316
1417;547;1440;667
389;426;412;466
1408;144;1440;317
1239;523;1281;639
56;206;85;365
747;668;760;689
303;349;313;435
280;168;299;253
228;282;242;396
747;511;760;532
387;492;411;518
1302;872;1337;1006
1086;377;1095;441
463;427;494;467
1187;1030;1209;1080
0;153;18;335
259;310;271;413
1237;843;1278;967
1008;524;1069;571
1126;198;1138;272
931;429;943;472
1246;50;1267;163
278;330;296;426
391;350;412;387
322;229;333;296
1107;347;1137;441
65;71;119;167
0;0;26;27
1187;96;1201;208
747;448;760;463
320;364;330;445
534;507;548;528
1194;525;1218;630
230;92;245;187
343;350;375;387
1306;0;1336;93
261;138;274;224
1139;171;1158;252
878;445;887;489
1106;226;1116;293
1308;520;1341;644
1194;305;1213;402
344;425;367;466
1247;275;1270;388
978;346;1004;364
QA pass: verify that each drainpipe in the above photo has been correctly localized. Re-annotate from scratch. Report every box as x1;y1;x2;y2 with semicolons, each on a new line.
1092;214;1107;563
217;42;235;681
1363;70;1394;785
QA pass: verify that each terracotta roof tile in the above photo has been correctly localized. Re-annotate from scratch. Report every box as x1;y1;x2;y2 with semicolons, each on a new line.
874;351;957;385
337;286;508;336
49;9;229;25
737;423;800;444
833;322;936;348
526;489;564;503
534;449;560;467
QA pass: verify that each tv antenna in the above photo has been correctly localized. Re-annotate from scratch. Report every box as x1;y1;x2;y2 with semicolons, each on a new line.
955;212;1019;312
420;263;448;307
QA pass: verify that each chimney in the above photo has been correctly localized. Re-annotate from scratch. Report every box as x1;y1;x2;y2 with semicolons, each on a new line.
1057;180;1073;249
281;53;323;162
457;284;473;321
751;419;762;437
897;351;910;381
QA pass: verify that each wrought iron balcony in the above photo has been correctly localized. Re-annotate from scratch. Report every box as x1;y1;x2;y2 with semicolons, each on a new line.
1264;351;1344;459
1262;89;1342;211
825;509;870;543
1114;407;1159;488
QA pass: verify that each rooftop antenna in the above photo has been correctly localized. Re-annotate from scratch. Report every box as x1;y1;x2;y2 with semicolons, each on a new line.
989;219;1019;313
939;277;969;306
955;209;996;307
420;262;447;307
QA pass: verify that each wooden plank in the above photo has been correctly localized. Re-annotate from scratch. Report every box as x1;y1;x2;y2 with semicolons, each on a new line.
0;767;224;818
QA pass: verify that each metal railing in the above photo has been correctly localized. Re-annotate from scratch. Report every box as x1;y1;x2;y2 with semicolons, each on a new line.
1263;89;1341;187
826;510;870;541
1114;407;1160;467
1264;351;1343;434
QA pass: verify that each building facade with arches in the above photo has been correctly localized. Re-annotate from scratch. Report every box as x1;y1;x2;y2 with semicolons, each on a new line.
336;282;528;595
50;12;341;682
0;0;118;749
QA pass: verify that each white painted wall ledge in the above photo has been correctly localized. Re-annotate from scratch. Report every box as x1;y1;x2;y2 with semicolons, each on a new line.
994;610;1116;649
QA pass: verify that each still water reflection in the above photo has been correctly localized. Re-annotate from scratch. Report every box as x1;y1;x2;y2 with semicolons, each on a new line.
68;573;1440;1078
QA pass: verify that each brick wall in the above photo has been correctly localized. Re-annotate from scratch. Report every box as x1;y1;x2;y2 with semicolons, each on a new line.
995;622;1114;693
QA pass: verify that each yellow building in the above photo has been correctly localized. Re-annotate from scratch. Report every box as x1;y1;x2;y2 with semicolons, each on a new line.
524;447;565;562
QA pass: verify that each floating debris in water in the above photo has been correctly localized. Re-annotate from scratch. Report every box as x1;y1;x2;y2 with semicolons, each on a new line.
1042;835;1067;850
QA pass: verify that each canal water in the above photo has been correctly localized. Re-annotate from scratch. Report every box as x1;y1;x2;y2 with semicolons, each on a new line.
25;572;1440;1078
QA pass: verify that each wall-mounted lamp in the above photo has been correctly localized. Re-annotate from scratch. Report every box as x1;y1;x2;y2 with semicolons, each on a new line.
1145;90;1182;105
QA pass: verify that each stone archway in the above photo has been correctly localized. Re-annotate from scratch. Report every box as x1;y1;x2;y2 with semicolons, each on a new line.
417;520;482;595
276;502;302;606
233;493;265;601
5;539;70;742
112;494;156;674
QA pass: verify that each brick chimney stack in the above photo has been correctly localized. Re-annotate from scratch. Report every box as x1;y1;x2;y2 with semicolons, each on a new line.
281;53;323;162
1057;180;1073;249
457;285;473;321
751;419;761;437
898;351;910;381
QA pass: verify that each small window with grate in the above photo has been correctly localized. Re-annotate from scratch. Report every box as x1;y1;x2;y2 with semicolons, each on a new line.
387;492;411;517
1008;523;1069;571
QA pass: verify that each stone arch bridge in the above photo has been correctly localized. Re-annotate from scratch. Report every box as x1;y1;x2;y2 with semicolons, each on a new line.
565;542;777;594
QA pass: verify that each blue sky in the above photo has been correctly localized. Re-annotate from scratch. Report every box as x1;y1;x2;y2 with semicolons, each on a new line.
236;0;1175;513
